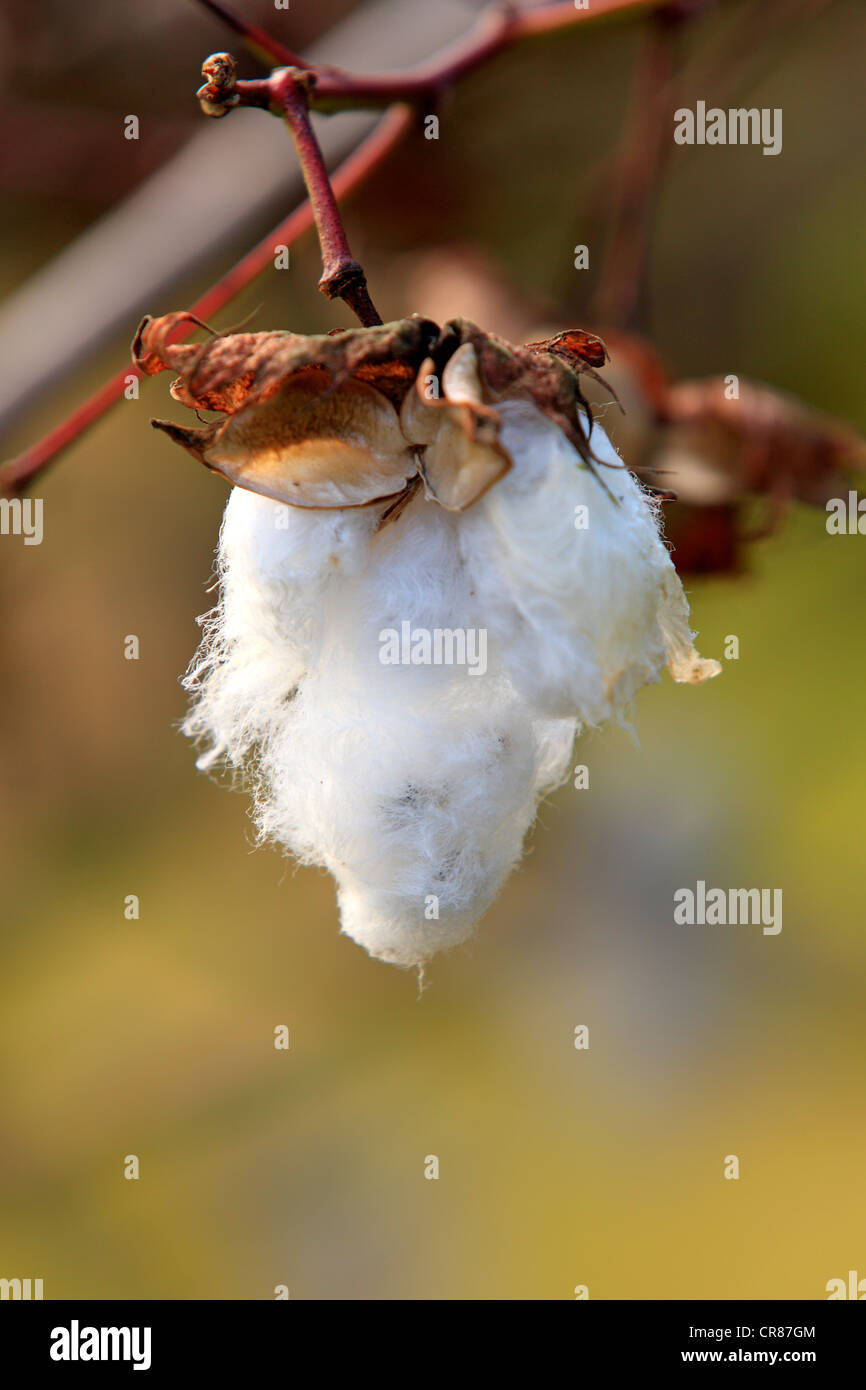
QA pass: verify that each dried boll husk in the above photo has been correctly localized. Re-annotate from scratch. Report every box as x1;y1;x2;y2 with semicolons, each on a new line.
133;313;615;512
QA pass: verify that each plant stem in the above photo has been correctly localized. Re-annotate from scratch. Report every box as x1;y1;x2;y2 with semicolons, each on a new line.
590;11;681;330
312;0;678;110
271;69;383;326
191;0;309;70
231;0;680;114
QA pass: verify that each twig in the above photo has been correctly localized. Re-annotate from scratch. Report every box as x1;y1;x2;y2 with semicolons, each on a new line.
225;0;678;113
197;55;383;321
190;0;310;69
197;56;383;319
590;0;835;331
310;0;680;110
272;68;382;324
590;8;683;330
195;0;682;322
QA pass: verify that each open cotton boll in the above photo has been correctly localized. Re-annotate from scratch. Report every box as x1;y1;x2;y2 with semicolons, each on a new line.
136;309;719;967
459;400;720;725
182;402;718;967
179;378;718;966
185;482;577;965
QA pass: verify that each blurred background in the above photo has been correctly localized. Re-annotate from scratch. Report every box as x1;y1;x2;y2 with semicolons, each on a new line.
0;0;864;1300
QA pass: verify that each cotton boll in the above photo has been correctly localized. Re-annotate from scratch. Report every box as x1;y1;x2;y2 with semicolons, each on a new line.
182;400;715;968
223;496;573;964
458;400;717;725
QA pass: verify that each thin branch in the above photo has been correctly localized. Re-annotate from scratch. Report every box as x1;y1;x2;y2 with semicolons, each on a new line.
0;105;412;496
685;0;837;111
190;0;310;70
271;68;382;324
308;0;676;110
197;55;383;322
590;10;682;330
590;0;835;331
195;0;684;324
221;0;678;113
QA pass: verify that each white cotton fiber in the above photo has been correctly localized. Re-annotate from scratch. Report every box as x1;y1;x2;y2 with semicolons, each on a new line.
458;401;709;721
183;401;715;967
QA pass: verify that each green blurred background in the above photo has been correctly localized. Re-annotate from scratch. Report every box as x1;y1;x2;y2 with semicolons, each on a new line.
0;0;864;1299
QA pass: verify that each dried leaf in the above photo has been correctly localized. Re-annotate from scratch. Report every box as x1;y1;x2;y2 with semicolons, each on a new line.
134;311;625;510
586;332;866;573
152;368;417;509
134;313;441;415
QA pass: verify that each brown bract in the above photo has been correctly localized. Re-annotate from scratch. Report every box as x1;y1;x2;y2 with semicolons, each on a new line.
132;312;613;513
663;378;866;507
660;379;866;573
586;332;866;574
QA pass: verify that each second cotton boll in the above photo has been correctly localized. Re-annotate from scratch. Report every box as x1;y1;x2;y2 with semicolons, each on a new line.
183;402;717;967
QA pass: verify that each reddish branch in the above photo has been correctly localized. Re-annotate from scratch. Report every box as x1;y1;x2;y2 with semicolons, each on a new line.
271;69;382;324
221;0;677;113
309;0;671;109
197;54;383;321
591;11;682;330
191;0;310;70
590;0;829;332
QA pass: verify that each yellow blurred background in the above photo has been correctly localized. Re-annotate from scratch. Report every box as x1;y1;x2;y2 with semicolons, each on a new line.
0;0;864;1298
